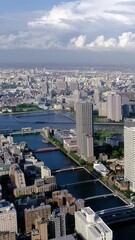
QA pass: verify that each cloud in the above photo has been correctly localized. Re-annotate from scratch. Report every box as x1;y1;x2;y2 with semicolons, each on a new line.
0;31;63;49
70;35;86;48
69;32;135;50
1;0;135;50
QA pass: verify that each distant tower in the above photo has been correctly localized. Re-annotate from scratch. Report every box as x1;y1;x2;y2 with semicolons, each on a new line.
76;100;95;162
94;88;100;106
107;93;122;122
73;90;80;112
41;81;49;95
124;119;135;192
70;81;79;92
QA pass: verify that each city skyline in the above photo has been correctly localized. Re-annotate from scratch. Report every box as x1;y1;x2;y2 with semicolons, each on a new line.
1;0;135;64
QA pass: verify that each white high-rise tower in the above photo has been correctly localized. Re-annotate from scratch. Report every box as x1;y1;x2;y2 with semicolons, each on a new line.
107;93;122;122
124;119;135;192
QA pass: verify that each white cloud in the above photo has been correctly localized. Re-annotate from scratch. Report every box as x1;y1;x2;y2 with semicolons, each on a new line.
118;32;135;47
70;35;86;48
28;0;135;30
69;32;135;50
1;0;135;50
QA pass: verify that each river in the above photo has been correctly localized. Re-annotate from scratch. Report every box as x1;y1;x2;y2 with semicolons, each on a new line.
0;110;132;239
0;110;123;134
13;132;135;240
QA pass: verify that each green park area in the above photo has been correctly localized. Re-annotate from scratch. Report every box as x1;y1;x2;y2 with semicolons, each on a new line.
11;103;42;113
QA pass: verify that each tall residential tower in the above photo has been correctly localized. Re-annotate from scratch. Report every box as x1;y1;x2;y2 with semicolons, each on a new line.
76;100;95;162
107;93;122;122
124;119;135;192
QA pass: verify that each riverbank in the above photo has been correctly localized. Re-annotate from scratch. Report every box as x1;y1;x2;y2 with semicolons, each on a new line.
0;109;45;116
47;134;131;205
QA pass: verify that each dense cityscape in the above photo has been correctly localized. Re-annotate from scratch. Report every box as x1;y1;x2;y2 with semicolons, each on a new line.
2;0;135;239
0;65;135;240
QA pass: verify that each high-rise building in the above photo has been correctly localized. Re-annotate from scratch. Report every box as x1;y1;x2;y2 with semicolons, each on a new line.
76;100;95;162
107;93;122;122
49;212;66;239
0;200;18;233
69;81;79;92
94;88;100;107
73;90;80;112
124;119;135;192
57;80;68;94
24;204;51;233
99;101;107;117
75;207;113;240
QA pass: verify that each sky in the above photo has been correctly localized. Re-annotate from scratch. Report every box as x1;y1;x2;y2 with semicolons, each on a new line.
1;0;135;65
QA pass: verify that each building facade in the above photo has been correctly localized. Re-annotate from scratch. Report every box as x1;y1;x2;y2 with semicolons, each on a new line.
0;232;16;240
49;212;66;239
24;204;51;233
31;217;48;240
0;200;17;233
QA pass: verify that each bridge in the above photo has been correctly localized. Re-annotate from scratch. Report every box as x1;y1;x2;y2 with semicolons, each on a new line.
96;204;135;225
52;166;83;174
61;179;98;187
11;128;42;135
33;147;60;153
84;193;114;201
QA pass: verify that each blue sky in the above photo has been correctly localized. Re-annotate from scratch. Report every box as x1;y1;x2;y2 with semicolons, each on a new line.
1;0;135;64
0;0;64;13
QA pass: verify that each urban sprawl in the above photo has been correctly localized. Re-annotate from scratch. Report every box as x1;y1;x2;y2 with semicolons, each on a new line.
0;66;135;240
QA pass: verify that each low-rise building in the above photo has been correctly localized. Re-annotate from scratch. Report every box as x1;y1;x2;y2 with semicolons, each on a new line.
114;178;128;191
93;163;109;176
63;138;77;153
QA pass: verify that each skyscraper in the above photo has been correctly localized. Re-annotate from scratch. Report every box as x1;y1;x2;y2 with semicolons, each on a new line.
107;93;122;122
76;100;95;162
124;119;135;192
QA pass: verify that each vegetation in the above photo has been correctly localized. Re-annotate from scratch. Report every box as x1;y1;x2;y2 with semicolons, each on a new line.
94;130;112;142
12;103;42;112
110;146;124;158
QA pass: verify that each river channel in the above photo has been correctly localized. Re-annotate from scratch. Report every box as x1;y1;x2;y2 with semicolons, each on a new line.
13;132;135;240
0;110;123;133
0;110;133;239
